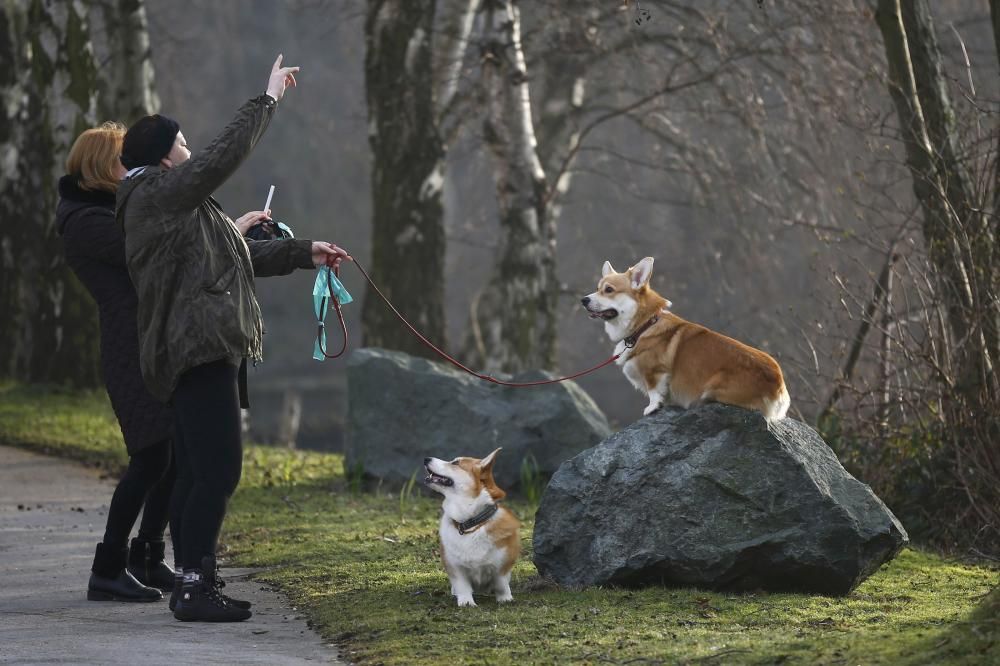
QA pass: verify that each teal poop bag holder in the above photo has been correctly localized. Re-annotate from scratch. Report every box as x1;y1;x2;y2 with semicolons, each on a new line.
313;266;353;361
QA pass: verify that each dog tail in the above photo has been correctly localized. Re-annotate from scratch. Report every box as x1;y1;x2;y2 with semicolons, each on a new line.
763;383;790;422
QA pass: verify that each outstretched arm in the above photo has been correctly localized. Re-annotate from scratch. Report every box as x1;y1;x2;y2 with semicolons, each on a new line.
149;55;300;213
248;239;352;277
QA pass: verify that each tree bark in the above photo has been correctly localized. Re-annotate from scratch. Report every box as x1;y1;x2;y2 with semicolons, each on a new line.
875;0;997;399
0;0;159;388
464;0;555;374
990;0;1000;268
0;0;102;387
362;0;447;358
92;0;160;122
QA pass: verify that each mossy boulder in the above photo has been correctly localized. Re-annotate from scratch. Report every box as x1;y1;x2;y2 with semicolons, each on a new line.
533;403;908;595
346;348;611;488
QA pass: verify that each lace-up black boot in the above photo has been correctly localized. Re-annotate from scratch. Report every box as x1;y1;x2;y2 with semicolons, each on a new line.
127;537;176;592
87;542;162;602
212;559;251;610
172;558;251;622
168;572;182;611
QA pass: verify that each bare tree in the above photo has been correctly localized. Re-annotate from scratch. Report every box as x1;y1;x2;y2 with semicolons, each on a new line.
361;0;447;357
0;0;161;388
460;0;556;374
866;0;999;549
92;0;161;122
0;0;103;387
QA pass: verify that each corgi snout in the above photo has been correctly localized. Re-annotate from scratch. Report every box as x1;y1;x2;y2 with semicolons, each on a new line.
581;296;591;306
424;457;456;489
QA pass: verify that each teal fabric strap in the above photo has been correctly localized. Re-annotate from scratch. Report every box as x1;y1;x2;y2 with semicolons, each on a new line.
313;266;353;361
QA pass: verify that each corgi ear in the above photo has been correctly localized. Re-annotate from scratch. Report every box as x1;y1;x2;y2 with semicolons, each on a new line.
479;448;506;501
602;261;616;277
479;447;501;470
630;257;654;289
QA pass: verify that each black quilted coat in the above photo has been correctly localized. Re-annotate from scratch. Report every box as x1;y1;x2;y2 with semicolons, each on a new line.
56;176;173;454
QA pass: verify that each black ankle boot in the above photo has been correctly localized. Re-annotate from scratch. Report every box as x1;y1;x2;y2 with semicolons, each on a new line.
168;572;182;611
87;542;162;602
211;560;252;610
172;560;251;622
127;537;175;592
168;559;250;611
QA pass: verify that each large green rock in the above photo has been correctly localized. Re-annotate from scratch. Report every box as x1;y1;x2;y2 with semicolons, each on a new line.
346;348;611;488
533;404;908;595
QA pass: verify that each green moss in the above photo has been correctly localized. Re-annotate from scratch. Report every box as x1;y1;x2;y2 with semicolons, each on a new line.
1;382;997;665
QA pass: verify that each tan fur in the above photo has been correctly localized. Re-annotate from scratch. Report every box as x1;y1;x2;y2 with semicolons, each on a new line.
587;258;790;420
426;449;521;606
444;455;521;575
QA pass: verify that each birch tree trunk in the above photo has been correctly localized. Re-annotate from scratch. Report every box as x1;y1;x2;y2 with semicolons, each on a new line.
92;0;160;122
0;0;158;388
362;0;447;357
464;0;555;374
990;0;1000;265
0;0;101;387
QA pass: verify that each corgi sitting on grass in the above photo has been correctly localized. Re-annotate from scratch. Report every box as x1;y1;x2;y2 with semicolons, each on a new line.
424;448;520;607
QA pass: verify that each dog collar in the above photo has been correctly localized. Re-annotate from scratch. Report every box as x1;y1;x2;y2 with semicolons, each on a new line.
453;503;499;535
624;315;659;348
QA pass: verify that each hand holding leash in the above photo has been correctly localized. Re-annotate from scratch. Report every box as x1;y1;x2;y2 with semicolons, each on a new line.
311;242;352;269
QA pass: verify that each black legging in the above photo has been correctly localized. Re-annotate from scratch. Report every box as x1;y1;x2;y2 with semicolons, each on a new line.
169;359;243;570
102;439;175;548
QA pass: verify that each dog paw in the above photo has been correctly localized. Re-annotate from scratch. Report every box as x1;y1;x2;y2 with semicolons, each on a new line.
643;403;662;416
496;594;514;604
457;596;477;607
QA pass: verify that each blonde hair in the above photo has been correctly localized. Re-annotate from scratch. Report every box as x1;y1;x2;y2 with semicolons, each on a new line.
65;121;127;192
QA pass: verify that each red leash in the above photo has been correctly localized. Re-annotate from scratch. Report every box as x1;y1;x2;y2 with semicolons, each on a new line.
316;259;627;387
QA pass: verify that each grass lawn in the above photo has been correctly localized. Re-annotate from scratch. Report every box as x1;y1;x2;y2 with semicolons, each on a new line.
1;382;997;665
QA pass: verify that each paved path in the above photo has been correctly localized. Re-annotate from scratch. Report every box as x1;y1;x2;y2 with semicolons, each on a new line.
0;445;343;665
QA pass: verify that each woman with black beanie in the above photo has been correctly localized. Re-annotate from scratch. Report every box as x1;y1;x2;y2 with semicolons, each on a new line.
56;123;176;602
118;54;350;623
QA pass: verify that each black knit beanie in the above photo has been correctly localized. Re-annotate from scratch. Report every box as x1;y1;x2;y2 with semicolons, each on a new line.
120;114;180;169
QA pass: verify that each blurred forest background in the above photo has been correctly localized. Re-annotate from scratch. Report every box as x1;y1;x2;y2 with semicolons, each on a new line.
1;0;998;554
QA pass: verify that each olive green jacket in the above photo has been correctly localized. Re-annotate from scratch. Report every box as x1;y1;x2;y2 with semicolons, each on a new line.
118;95;314;402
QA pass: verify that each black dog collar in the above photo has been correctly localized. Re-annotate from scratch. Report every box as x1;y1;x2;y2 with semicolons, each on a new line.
453;503;499;535
624;315;659;348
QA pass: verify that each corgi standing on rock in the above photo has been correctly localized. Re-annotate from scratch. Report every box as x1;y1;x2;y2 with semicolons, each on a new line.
582;257;790;421
424;448;521;607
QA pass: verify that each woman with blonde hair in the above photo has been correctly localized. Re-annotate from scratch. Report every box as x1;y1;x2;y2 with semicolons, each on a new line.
57;122;175;602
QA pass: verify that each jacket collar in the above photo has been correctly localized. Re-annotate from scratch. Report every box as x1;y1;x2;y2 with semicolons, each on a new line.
58;175;116;208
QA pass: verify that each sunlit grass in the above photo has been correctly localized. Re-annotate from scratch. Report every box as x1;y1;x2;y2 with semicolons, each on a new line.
2;382;997;665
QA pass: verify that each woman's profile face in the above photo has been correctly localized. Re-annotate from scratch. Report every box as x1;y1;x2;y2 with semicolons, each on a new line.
162;132;191;168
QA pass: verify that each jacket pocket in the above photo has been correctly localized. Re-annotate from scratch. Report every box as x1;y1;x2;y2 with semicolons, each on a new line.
202;266;238;294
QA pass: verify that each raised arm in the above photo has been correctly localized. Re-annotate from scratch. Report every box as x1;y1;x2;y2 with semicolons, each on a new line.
148;55;300;213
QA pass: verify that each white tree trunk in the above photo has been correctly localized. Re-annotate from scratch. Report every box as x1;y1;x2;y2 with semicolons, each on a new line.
465;0;555;374
0;0;102;385
92;0;160;122
0;0;157;386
